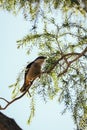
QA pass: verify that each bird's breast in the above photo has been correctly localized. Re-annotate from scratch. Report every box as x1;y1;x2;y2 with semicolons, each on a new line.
27;63;41;79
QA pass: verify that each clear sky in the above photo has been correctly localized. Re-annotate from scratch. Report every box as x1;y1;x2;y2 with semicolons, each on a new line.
0;11;75;130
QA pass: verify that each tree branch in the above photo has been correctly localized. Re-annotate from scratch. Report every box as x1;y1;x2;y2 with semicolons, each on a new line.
0;86;31;110
0;47;86;110
70;47;87;64
58;47;87;76
0;97;9;103
46;47;87;76
46;52;80;73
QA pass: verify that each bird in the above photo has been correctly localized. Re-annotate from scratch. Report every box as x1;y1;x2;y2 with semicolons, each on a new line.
20;56;46;93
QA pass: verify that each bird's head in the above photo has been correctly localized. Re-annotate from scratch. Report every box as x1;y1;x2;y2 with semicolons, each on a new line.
34;56;46;65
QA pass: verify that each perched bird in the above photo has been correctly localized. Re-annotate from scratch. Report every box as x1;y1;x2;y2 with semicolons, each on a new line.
20;56;46;92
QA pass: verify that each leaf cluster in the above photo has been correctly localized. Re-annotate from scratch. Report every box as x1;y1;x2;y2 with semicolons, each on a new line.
0;0;87;19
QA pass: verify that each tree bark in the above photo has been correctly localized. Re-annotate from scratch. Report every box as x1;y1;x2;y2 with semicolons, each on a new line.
0;112;22;130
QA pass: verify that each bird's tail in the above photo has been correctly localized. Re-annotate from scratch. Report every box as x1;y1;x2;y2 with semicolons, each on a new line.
20;84;27;93
20;81;33;93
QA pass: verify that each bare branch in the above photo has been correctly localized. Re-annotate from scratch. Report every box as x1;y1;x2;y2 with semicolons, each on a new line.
0;86;31;110
0;97;9;103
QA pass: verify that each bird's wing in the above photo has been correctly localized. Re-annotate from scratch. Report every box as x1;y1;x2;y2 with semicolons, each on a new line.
20;61;34;92
24;61;34;80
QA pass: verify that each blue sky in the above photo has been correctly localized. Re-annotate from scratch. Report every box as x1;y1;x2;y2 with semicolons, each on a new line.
0;11;74;130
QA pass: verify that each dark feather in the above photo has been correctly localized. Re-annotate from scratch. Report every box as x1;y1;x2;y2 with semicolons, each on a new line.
20;62;34;92
24;61;34;80
34;56;46;61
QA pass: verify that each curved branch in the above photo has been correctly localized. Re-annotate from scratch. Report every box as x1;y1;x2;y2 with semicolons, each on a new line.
58;47;87;76
46;47;87;76
46;52;80;73
0;97;9;103
70;47;87;64
0;86;31;110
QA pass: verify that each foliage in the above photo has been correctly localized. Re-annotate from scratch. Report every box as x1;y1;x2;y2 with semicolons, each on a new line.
79;112;87;130
0;0;87;130
0;0;87;18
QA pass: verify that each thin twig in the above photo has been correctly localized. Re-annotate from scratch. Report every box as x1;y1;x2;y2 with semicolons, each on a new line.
0;97;9;103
